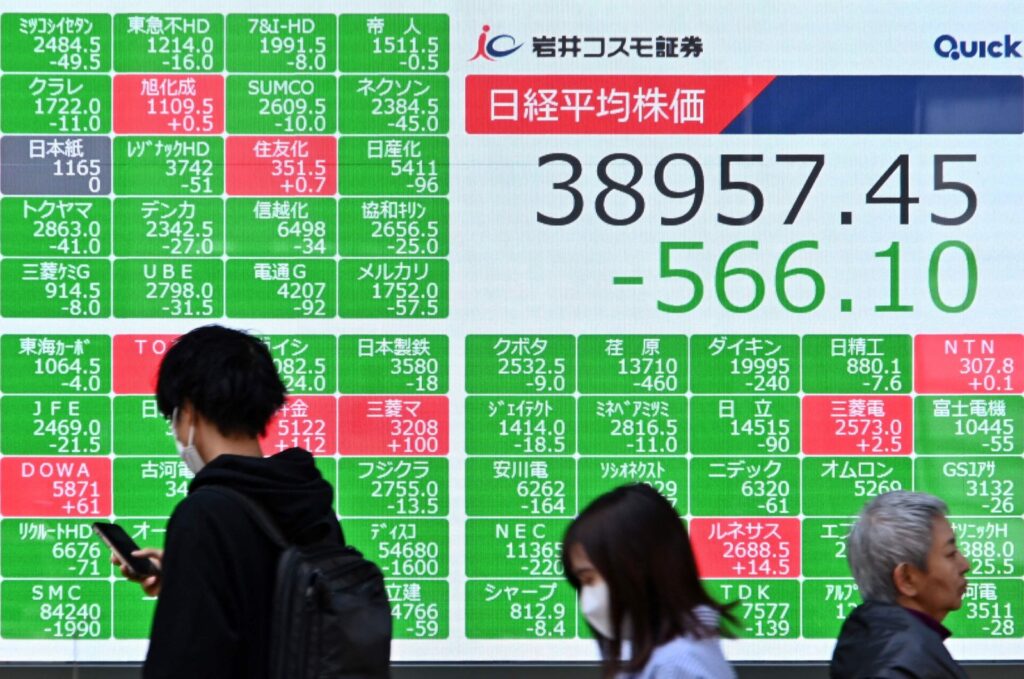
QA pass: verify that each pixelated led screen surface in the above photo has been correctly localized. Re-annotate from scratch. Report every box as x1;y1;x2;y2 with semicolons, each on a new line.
0;0;1020;664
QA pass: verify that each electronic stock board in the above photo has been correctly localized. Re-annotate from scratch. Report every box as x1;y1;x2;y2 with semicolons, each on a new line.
0;0;1020;664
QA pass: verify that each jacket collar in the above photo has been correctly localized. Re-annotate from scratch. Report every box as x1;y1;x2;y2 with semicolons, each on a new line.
903;606;952;641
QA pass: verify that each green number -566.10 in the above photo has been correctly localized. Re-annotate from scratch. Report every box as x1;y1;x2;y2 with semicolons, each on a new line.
658;239;977;314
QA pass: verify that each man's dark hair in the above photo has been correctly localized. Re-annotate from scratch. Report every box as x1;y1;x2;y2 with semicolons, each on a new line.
562;484;735;678
156;325;286;438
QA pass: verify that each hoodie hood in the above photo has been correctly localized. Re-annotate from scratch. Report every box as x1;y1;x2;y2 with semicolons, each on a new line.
189;447;338;544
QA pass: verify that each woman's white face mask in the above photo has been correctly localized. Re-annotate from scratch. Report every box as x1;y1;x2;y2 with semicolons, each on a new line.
580;580;615;638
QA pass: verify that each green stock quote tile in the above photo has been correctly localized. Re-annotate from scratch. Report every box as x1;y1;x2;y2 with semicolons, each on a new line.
465;519;569;578
465;335;575;394
113;457;192;517
1;580;111;639
465;579;574;639
344;519;448;578
226;76;336;134
690;457;799;517
113;397;176;455
1;197;111;257
337;458;447;517
226;15;336;72
953;518;1023;578
338;259;447;318
339;335;448;394
339;197;449;257
113;519;169;551
110;517;169;639
801;335;911;394
113;15;224;72
801;580;861;639
114;580;158;639
1;396;110;455
801;457;911;517
915;457;1022;516
578;396;687;455
226;198;336;257
226;259;336;318
465;457;575;518
387;579;448;639
578;335;687;394
801;518;857;577
465;396;574;455
338;136;448;196
0;519;109;578
577;457;687;510
0;335;110;394
1;14;111;72
945;579;1023;638
690;335;799;394
691;396;799;455
113;197;223;257
704;580;799;639
915;396;1022;455
339;14;449;73
113;259;222;318
261;335;337;394
1;258;110;318
113;137;224;195
1;75;110;134
339;75;448;135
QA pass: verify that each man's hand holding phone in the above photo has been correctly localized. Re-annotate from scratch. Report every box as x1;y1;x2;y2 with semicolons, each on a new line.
112;548;163;596
93;522;164;597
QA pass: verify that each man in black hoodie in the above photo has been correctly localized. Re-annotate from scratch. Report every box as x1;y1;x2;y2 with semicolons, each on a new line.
116;325;341;679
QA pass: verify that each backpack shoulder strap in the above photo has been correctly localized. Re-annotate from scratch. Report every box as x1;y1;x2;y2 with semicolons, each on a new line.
195;485;290;549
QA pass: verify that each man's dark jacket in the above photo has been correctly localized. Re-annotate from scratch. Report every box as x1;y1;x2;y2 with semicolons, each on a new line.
143;448;342;679
830;601;968;679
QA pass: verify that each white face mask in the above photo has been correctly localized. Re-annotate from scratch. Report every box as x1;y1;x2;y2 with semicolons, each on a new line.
581;581;615;639
171;407;204;474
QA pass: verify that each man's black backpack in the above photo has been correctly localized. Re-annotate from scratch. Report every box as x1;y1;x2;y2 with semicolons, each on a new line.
200;486;392;679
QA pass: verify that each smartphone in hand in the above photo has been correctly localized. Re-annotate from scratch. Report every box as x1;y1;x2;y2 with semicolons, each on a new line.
92;522;160;577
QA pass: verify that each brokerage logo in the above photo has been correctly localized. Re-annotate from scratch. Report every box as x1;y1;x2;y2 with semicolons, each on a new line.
935;34;1021;59
469;24;524;61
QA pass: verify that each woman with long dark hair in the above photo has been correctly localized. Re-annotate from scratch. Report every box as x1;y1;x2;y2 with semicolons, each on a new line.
563;484;735;679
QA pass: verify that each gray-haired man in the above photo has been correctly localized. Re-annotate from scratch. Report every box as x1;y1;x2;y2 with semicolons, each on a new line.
830;491;970;679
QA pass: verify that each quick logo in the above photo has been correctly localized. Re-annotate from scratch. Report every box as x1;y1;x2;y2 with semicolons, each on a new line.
934;34;1022;60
